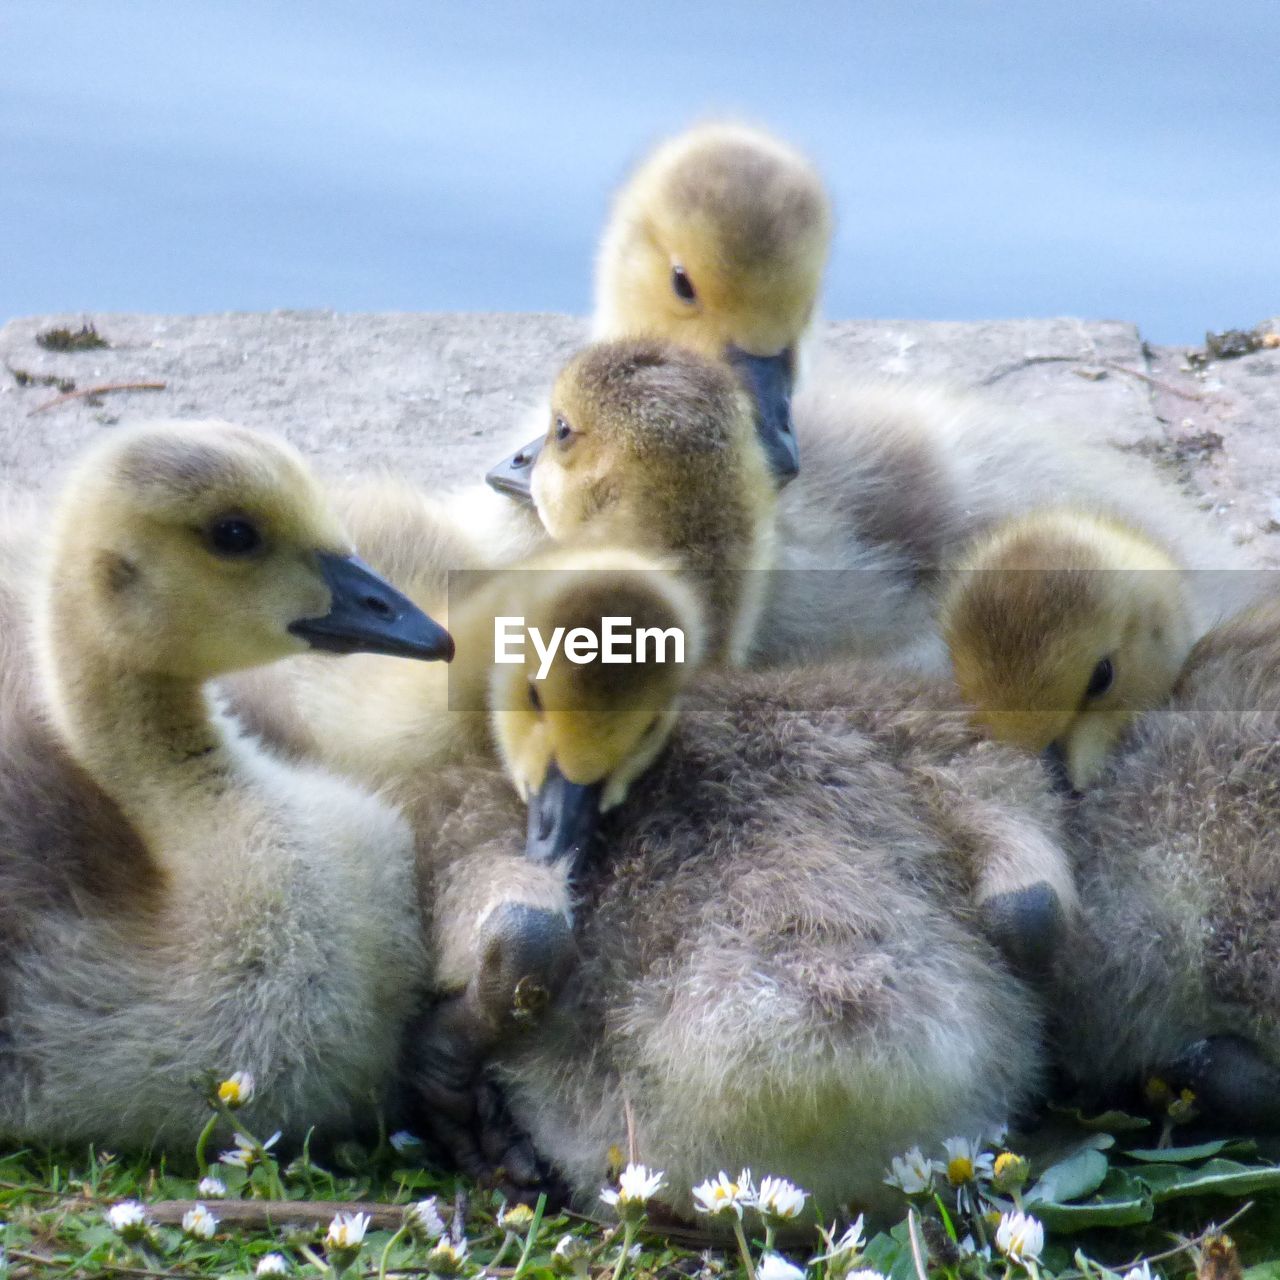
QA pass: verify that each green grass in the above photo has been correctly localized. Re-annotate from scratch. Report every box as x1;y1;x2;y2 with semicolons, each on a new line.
2;1117;1280;1279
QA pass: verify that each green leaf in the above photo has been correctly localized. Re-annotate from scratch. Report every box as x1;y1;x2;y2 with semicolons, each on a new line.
1047;1104;1151;1132
1026;1170;1153;1232
1244;1263;1280;1280
1026;1146;1110;1205
1132;1157;1280;1201
1120;1137;1256;1163
863;1225;914;1280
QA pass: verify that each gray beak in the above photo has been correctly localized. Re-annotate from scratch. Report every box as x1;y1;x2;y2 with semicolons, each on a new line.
525;762;604;874
486;436;543;504
288;552;455;661
726;345;799;486
1040;741;1079;797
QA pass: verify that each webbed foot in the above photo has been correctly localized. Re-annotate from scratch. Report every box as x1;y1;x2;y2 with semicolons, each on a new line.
404;903;575;1190
1165;1034;1280;1131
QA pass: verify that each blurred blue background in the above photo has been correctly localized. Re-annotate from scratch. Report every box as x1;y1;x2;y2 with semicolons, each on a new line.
3;0;1277;342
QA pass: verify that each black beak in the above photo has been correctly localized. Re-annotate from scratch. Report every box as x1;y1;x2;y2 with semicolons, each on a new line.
486;435;543;504
726;346;799;486
289;552;455;661
525;762;604;874
1040;741;1079;798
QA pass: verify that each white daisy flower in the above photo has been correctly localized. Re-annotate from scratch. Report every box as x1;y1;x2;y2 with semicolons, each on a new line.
181;1203;218;1240
498;1202;538;1232
939;1136;995;1187
219;1130;281;1170
691;1169;757;1217
553;1233;591;1275
555;1233;589;1258
884;1146;934;1196
813;1215;865;1264
992;1152;1030;1195
217;1071;255;1109
325;1211;371;1252
256;1255;290;1276
995;1211;1045;1266
425;1238;469;1276
756;1175;807;1221
106;1200;150;1242
405;1196;447;1242
197;1175;228;1199
757;1254;806;1280
938;1136;994;1213
1122;1266;1153;1280
600;1163;667;1219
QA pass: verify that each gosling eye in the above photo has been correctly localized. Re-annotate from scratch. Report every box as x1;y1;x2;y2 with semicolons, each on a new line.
671;264;697;303
553;415;575;446
1085;656;1115;700
528;681;543;713
205;514;264;558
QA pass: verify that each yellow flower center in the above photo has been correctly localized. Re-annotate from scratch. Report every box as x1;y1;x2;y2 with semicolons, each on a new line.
217;1080;242;1105
947;1155;974;1185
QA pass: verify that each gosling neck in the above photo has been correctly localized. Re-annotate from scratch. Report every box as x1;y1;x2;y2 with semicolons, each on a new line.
37;588;228;851
436;587;504;748
605;485;776;665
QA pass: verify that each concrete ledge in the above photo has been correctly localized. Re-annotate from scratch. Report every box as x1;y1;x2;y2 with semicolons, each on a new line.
2;312;1276;565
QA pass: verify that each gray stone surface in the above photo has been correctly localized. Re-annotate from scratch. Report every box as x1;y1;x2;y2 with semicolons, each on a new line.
2;311;1277;565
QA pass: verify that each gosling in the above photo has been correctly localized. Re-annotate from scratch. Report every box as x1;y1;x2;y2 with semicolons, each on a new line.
941;508;1194;789
404;652;1068;1217
488;119;832;498
0;420;451;1152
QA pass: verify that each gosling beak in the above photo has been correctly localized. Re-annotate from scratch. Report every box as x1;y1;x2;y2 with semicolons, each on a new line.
726;346;799;486
289;552;455;661
486;435;543;504
526;762;604;874
1040;741;1079;798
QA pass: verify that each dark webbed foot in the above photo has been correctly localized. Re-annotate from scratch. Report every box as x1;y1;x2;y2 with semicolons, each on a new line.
405;1021;566;1198
978;880;1065;981
407;994;502;1183
405;903;575;1189
474;1078;570;1205
1165;1035;1280;1131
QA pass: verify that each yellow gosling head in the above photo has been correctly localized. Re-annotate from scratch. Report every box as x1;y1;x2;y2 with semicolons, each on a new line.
487;547;704;866
43;420;452;681
529;338;775;558
942;509;1194;788
594;122;832;485
595;121;832;362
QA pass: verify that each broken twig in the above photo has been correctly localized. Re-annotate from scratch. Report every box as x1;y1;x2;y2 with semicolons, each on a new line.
27;381;166;418
979;353;1205;403
146;1197;402;1230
